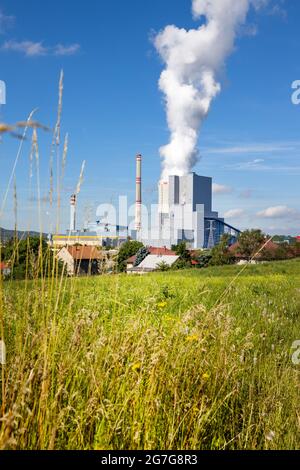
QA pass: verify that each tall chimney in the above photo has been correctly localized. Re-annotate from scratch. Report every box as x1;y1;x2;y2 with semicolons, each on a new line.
135;154;142;235
70;194;76;232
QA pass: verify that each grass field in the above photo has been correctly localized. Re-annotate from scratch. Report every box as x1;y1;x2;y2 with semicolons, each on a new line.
1;259;300;450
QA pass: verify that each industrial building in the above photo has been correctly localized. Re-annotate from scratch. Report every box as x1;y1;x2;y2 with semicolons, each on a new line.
140;170;240;250
52;154;240;251
50;194;128;248
157;173;239;249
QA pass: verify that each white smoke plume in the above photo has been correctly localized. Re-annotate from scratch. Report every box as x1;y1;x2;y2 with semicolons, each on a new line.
155;0;266;180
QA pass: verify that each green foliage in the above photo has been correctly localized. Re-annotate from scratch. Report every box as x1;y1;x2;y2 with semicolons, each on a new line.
1;236;62;280
210;234;235;266
156;261;171;272
117;240;143;272
272;235;297;245
237;229;265;260
171;241;192;269
173;241;191;261
171;258;191;270
133;246;150;267
261;243;290;261
195;253;212;268
159;285;175;299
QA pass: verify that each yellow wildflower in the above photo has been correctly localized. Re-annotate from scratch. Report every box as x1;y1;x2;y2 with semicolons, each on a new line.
202;372;210;380
132;362;142;372
186;335;198;342
157;301;167;309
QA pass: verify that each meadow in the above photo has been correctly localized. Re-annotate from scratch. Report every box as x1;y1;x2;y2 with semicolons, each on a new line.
0;259;300;450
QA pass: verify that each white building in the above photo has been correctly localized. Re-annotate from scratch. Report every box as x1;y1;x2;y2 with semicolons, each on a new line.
144;173;239;250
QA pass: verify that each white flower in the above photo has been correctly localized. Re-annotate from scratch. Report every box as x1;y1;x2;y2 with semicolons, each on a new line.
266;431;275;442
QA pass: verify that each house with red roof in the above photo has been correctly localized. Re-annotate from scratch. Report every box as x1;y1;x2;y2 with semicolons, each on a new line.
0;262;11;277
126;246;176;270
57;246;102;276
229;239;293;263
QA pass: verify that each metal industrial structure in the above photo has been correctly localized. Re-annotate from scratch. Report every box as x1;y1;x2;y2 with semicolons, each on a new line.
135;154;142;238
143;172;240;249
69;194;76;232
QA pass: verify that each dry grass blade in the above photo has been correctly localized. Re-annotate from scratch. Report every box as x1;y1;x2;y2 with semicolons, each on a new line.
0;123;14;133
0;109;38;218
55;70;64;146
76;160;86;195
61;133;68;177
17;121;51;132
50;70;64;207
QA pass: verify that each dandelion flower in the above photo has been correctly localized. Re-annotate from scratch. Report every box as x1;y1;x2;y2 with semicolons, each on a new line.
157;301;167;309
132;362;142;372
186;335;198;342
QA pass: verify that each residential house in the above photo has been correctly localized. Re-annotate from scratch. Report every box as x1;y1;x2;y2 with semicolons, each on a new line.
57;246;102;276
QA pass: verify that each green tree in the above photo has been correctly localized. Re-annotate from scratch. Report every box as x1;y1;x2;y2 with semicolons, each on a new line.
156;261;170;272
261;243;290;261
117;240;143;272
2;236;63;280
210;234;235;266
134;246;150;267
196;253;212;268
237;229;265;261
172;241;192;268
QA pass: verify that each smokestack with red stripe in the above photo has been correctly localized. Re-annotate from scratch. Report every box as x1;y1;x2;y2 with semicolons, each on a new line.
135;154;142;235
70;194;76;232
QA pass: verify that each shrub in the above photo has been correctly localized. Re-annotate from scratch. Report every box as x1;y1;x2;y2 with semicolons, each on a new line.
117;240;144;272
134;246;150;267
210;234;235;266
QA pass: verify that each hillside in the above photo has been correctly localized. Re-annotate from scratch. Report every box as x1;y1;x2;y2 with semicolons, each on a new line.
0;227;47;242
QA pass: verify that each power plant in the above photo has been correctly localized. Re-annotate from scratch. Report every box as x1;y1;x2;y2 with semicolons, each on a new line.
142;172;240;249
51;153;240;250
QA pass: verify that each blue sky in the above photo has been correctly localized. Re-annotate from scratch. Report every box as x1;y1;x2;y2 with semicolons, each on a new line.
0;0;299;235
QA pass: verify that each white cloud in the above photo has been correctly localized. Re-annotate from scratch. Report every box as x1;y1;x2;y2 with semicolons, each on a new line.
224;208;246;218
1;40;80;57
227;159;300;173
268;3;287;19
54;43;81;56
239;189;254;199
212;183;233;195
2;40;47;56
239;24;258;37
251;0;270;10
205;143;297;155
0;10;15;34
257;205;298;219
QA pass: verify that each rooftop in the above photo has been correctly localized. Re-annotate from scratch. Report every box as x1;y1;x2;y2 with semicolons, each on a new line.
0;262;9;270
66;246;102;260
137;254;179;270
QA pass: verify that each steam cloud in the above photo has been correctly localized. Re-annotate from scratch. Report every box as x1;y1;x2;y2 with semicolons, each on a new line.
155;0;265;180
